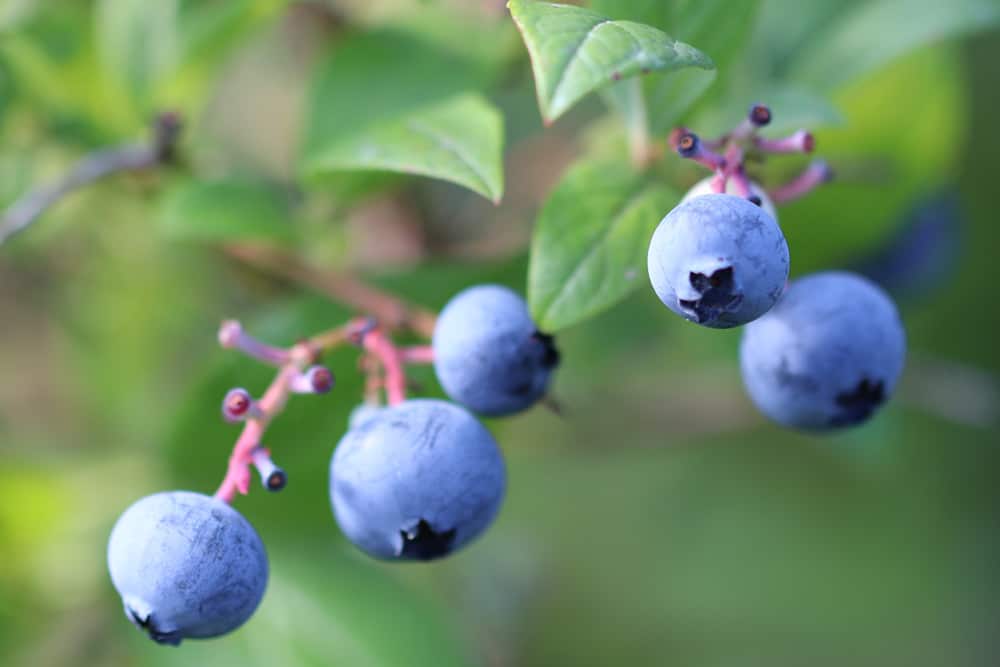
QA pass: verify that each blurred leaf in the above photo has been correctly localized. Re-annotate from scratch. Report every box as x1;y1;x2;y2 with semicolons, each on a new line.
133;546;473;667
95;0;287;115
777;46;965;273
95;0;180;106
508;0;713;124
700;84;843;136
160;0;290;107
175;0;289;68
304;93;504;203
747;0;865;78
0;19;141;136
384;4;521;83
0;0;43;32
528;158;675;331
301;30;503;200
788;0;1000;90
157;179;298;244
853;191;962;299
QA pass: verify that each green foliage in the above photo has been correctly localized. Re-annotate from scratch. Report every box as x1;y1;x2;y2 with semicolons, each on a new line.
528;159;675;331
96;0;289;114
592;0;762;134
158;179;298;244
2;2;1000;666
508;0;713;123
785;0;1000;89
304;92;505;203
132;548;474;667
301;29;506;201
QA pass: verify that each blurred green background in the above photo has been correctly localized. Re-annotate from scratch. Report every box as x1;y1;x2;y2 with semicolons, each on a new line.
1;1;999;666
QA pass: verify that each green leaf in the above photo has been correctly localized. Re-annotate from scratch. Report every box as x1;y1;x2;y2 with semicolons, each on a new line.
788;0;1000;90
304;93;504;204
158;179;297;244
95;0;181;106
0;10;144;136
528;159;675;331
302;30;505;202
95;0;287;114
508;0;713;124
590;1;762;133
780;46;966;273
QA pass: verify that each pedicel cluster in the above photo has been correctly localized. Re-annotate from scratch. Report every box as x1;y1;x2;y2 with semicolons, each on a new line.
651;104;906;428
108;290;557;645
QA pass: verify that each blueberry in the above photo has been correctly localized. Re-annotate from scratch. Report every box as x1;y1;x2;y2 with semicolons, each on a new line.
348;402;384;429
329;398;506;561
680;176;778;222
648;193;789;328
739;271;907;430
433;285;559;416
107;491;268;645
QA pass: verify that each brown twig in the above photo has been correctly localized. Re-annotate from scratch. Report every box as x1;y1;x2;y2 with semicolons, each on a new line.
224;243;438;338
0;112;182;246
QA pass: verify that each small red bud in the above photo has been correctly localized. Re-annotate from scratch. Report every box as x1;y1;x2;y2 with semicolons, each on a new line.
749;104;772;127
222;388;255;422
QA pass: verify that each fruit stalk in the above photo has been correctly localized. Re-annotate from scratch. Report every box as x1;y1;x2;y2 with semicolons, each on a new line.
0;112;182;246
224;244;438;337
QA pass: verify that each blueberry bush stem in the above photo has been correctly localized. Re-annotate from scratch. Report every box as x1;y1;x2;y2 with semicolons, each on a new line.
215;362;300;504
213;319;351;503
769;160;835;204
224;244;438;338
213;316;436;503
0;112;182;246
400;345;435;364
361;327;408;406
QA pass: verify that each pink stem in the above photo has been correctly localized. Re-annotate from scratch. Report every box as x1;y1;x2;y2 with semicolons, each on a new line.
364;330;407;406
710;170;728;193
214;365;296;503
401;345;435;364
755;130;814;154
729;166;752;198
218;320;290;366
769;160;833;205
673;131;726;172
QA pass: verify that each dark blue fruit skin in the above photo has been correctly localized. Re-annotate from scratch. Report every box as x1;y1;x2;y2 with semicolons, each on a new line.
648;193;790;328
739;271;907;431
107;491;268;646
330;399;506;562
854;191;962;299
433;285;558;416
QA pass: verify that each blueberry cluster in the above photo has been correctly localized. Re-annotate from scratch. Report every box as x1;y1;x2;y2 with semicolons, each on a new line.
330;286;556;562
650;104;906;430
108;287;557;645
107;105;907;649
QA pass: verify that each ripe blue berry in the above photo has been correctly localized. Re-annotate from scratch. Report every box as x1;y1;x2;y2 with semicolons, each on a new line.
648;193;790;328
329;398;506;561
348;402;384;429
739;271;906;430
433;285;559;416
107;491;268;645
